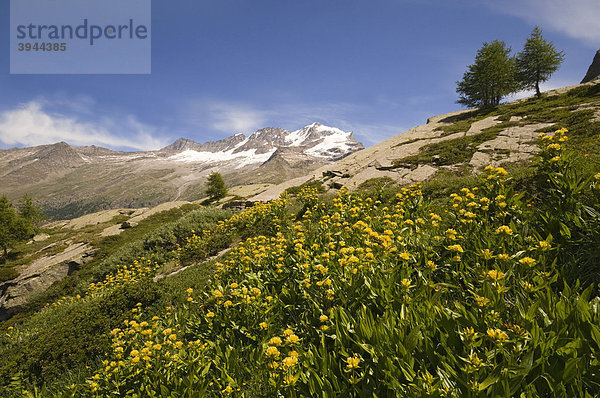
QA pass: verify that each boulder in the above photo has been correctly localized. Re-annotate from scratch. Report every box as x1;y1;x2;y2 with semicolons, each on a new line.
0;243;96;321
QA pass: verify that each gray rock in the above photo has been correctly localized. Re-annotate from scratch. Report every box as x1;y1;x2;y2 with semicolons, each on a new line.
0;243;96;321
581;50;600;83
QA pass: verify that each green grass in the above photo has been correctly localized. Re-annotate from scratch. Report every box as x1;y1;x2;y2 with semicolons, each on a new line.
392;83;600;169
0;205;235;389
0;267;18;282
393;122;514;167
9;204;227;321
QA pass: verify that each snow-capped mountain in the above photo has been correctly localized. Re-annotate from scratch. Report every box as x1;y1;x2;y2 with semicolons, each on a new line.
163;123;363;169
0;123;364;218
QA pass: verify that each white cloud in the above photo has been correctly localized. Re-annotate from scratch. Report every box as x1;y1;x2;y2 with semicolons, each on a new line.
207;102;269;133
505;78;578;101
482;0;600;46
179;99;409;147
0;101;168;151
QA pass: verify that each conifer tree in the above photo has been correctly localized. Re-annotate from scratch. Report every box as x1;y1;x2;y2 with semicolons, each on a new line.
456;40;519;108
0;196;35;258
516;26;565;98
206;172;228;201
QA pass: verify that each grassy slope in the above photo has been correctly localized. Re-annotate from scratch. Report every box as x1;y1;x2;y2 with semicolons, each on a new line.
0;85;599;396
393;84;600;168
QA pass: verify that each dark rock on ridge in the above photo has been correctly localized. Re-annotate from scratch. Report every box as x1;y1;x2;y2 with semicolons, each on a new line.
581;50;600;83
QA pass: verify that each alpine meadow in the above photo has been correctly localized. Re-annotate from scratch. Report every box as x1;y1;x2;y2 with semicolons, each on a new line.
1;5;600;398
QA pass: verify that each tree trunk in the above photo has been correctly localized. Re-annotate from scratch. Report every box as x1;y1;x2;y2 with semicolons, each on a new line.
535;81;541;98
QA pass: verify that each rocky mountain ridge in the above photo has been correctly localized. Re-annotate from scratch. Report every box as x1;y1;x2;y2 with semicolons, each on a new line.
0;123;363;219
251;81;600;201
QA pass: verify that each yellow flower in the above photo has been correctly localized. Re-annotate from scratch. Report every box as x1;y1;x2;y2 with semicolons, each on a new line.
487;328;508;343
186;288;193;294
519;257;536;267
481;249;494;260
224;300;233;307
486;269;505;281
461;326;477;344
319;315;329;323
286;334;299;344
153;344;162;351
282;355;298;369
522;281;534;291
401;278;412;290
495;225;513;235
446;229;457;239
222;386;233;394
283;329;294;336
175;341;183;349
269;336;282;346
538;241;551;251
346;356;361;370
230;283;239;289
495;167;508;176
259;322;268;330
283;374;297;386
475;295;490;307
206;311;215;318
447;244;464;253
266;346;280;358
399;252;410;260
168;334;177;341
464;211;476;219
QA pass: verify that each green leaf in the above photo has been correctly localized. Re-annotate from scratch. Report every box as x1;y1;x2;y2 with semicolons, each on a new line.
562;357;581;383
478;373;499;391
405;327;422;352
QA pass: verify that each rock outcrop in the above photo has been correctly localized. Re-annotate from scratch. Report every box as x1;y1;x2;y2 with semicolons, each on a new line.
581;50;600;83
0;243;97;320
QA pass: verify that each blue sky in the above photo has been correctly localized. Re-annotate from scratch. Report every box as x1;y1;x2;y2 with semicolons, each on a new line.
0;0;598;151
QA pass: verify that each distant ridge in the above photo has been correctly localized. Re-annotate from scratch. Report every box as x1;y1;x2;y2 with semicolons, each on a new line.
0;123;364;219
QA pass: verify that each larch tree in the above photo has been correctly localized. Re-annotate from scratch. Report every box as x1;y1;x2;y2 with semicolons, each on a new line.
456;40;520;108
205;172;228;202
516;26;565;98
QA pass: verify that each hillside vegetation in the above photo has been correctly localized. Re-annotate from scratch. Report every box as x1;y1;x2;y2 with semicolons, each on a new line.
1;125;599;397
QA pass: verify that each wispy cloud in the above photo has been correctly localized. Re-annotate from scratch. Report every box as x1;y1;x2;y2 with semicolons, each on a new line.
0;101;168;151
207;102;269;134
482;0;600;47
178;98;412;146
505;77;578;101
0;95;425;151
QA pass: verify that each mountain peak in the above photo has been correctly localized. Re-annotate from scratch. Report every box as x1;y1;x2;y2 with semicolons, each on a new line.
160;138;202;152
581;49;600;83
